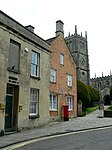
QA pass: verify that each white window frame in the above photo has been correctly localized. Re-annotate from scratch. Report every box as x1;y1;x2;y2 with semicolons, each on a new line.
31;51;40;77
67;96;73;111
51;69;56;83
50;94;58;110
29;88;39;116
68;75;72;87
60;53;64;65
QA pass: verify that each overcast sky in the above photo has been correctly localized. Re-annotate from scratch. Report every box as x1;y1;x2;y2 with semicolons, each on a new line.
1;0;112;78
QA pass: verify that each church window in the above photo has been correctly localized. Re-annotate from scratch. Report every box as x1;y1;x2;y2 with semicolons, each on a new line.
98;82;101;88
106;80;109;86
82;43;85;49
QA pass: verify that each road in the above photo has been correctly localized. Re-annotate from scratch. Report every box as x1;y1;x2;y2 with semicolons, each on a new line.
5;126;112;150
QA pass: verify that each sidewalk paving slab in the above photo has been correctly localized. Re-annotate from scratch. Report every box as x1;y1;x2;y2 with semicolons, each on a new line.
1;107;112;149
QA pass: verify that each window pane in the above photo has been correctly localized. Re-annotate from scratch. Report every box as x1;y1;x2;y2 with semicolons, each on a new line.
50;95;52;109
30;89;39;115
68;75;72;86
31;51;39;77
6;85;14;95
32;52;38;64
51;69;56;82
50;94;57;110
67;96;73;110
31;64;36;75
60;53;64;65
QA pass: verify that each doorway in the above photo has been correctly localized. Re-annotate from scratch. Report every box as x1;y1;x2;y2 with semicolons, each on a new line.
5;84;19;131
103;94;111;105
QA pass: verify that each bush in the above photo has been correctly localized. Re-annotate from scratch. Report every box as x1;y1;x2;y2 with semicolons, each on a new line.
110;86;112;100
77;80;100;109
77;80;90;108
87;86;100;106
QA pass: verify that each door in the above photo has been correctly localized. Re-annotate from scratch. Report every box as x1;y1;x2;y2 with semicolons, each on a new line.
5;95;13;129
5;84;19;131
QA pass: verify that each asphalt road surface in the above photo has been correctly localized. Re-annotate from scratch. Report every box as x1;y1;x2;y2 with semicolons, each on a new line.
7;127;112;150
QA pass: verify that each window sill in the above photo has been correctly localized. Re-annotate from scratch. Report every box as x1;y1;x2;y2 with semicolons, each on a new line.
50;81;56;84
50;110;58;111
30;75;40;80
7;68;20;74
60;64;64;66
29;114;39;119
68;110;73;112
68;86;72;88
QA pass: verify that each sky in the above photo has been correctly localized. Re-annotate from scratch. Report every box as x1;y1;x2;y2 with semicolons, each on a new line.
0;0;112;78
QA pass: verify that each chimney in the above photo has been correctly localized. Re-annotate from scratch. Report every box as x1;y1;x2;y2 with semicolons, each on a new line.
25;25;35;33
55;20;64;36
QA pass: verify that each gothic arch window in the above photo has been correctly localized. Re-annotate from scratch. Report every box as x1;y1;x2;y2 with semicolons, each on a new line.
80;58;85;65
106;80;109;86
79;41;82;49
82;42;85;49
68;41;72;51
98;82;101;88
79;42;85;50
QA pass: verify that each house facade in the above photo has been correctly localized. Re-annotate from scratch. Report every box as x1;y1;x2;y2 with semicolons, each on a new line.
47;20;77;121
0;11;51;132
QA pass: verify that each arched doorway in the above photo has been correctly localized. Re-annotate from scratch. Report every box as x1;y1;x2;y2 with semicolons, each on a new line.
103;94;111;105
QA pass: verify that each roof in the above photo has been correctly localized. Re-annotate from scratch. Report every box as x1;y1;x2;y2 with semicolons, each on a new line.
46;36;57;44
0;10;50;53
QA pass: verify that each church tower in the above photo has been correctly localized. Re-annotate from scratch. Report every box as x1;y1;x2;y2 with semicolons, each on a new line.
65;25;90;85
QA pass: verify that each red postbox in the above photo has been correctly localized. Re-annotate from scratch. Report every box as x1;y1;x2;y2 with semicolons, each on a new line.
63;105;69;121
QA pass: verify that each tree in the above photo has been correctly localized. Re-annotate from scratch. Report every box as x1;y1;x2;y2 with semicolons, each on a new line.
87;85;100;106
77;80;90;108
77;80;100;108
110;86;112;100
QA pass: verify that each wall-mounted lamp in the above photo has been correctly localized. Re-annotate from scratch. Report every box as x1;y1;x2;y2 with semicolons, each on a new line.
24;47;29;53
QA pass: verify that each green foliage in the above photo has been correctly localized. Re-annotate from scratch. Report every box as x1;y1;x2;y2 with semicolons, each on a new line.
77;80;100;109
110;86;112;100
84;105;99;115
87;85;100;106
77;80;90;108
107;105;112;110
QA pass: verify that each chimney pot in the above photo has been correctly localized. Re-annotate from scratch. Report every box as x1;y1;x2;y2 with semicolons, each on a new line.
55;20;64;36
25;25;35;33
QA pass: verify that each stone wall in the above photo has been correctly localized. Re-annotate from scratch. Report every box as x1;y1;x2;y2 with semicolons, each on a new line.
0;11;51;131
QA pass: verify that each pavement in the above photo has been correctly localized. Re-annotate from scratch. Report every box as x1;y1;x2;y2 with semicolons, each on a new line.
1;106;112;149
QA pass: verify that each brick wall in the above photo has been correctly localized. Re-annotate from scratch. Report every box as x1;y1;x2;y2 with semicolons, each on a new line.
50;34;77;121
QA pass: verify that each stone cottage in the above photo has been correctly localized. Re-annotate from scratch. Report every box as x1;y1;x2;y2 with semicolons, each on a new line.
0;10;51;132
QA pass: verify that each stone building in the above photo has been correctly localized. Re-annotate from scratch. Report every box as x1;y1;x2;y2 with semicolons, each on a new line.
65;26;90;85
0;11;51;132
91;75;112;90
47;20;77;121
91;74;112;104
